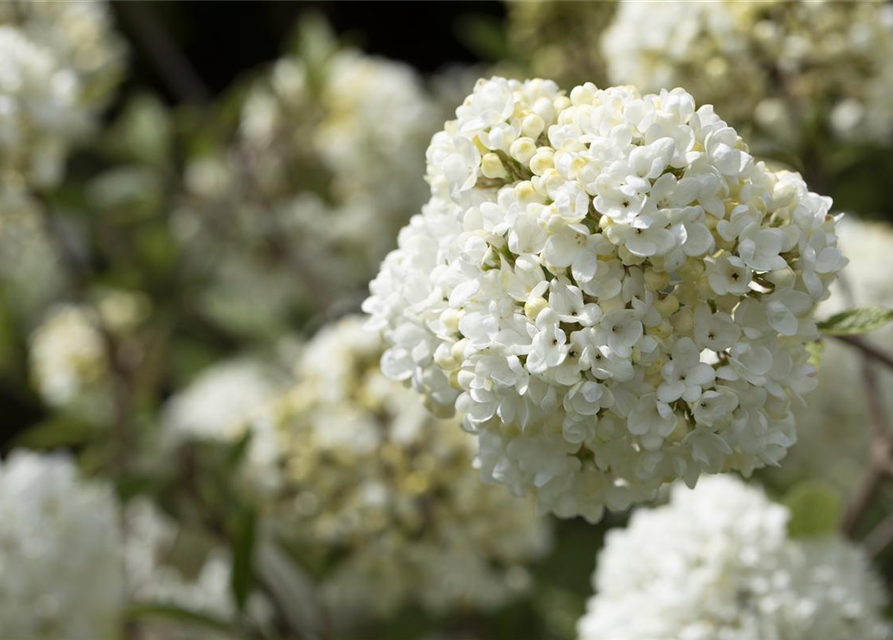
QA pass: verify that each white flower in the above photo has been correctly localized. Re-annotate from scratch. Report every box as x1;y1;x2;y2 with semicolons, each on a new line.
0;451;124;640
162;359;287;490
365;78;845;521
578;476;891;640
275;317;551;618
658;337;715;403
602;1;893;145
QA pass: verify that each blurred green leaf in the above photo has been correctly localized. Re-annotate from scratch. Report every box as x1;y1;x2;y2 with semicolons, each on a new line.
784;480;843;539
104;94;172;167
455;14;513;62
230;507;257;611
226;429;253;470
818;307;893;336
12;417;97;450
805;340;824;368
125;604;236;637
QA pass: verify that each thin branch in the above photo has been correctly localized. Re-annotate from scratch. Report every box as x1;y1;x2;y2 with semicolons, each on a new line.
36;196;135;472
837;272;893;536
116;1;212;105
834;335;893;373
863;506;893;559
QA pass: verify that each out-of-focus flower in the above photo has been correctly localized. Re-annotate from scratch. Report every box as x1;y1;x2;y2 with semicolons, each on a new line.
773;219;893;491
178;44;441;323
601;1;893;147
162;358;287;490
365;77;846;522
0;0;125;188
28;290;148;422
0;450;124;639
506;0;615;88
273;316;551;618
577;476;891;640
125;498;271;639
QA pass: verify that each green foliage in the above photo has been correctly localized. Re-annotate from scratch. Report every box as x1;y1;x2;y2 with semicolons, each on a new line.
230;506;258;612
124;604;237;637
783;480;843;539
817;306;893;336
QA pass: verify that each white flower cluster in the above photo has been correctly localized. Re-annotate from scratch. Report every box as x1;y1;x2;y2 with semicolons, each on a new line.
365;77;846;521
0;0;124;188
0;450;124;640
601;0;893;145
29;291;147;422
275;317;551;618
577;476;891;640
162;359;286;490
776;219;893;491
29;302;112;420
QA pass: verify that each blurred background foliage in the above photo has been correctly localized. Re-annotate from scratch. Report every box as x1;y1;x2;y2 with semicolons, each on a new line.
2;2;893;639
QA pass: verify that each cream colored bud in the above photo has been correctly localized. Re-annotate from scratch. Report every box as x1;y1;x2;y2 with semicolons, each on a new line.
521;114;545;139
525;296;548;321
481;153;508;179
768;267;795;289
514;180;539;205
671;308;694;335
440;308;462;334
530;149;555;176
451;338;468;363
677;258;706;280
553;95;571;114
644;269;670;291
654;294;680;317
510;137;537;165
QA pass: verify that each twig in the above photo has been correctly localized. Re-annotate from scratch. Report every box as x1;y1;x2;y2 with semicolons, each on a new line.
116;1;212;105
834;335;893;373
36;196;135;473
863;506;893;559
837;274;893;536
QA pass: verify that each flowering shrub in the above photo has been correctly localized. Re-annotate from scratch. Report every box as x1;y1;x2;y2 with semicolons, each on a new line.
0;451;124;639
365;77;847;521
601;0;893;146
273;316;551;617
577;476;891;640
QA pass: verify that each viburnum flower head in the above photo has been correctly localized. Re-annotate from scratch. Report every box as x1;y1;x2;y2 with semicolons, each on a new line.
364;77;847;522
577;476;891;640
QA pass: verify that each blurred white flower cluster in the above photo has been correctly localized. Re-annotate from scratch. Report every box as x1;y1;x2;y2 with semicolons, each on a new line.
0;0;124;188
778;219;893;490
125;498;272;639
602;0;893;146
180;45;441;316
0;451;124;640
162;358;287;490
275;316;551;618
365;77;846;521
577;476;891;640
28;290;148;423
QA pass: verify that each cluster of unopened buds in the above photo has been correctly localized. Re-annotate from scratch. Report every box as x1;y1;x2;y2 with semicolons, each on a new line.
365;77;847;521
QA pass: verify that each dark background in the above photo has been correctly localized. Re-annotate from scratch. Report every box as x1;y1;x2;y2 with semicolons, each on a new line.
113;1;506;104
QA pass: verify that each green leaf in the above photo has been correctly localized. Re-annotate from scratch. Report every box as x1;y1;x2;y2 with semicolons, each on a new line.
805;340;824;368
13;417;98;450
124;604;236;637
230;507;257;611
783;480;843;539
455;14;513;62
818;306;893;336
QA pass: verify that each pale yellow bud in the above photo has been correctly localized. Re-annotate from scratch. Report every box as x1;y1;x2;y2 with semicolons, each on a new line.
655;294;680;317
510;137;537;165
529;148;555;176
481;153;508;179
644;268;670;291
525;296;548;321
521;114;545;139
